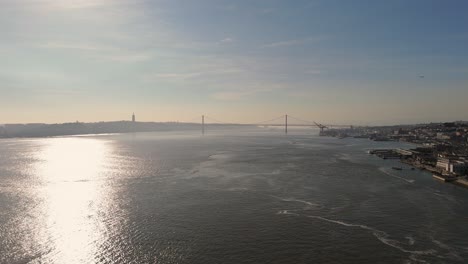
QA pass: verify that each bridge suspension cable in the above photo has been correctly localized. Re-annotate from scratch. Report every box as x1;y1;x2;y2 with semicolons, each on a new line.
287;115;316;125
203;115;287;126
179;113;350;135
179;116;202;124
244;115;286;126
204;115;233;124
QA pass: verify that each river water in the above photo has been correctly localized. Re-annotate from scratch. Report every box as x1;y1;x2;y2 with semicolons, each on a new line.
1;130;467;263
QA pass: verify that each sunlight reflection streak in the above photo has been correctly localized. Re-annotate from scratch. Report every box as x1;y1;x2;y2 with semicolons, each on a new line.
36;138;112;263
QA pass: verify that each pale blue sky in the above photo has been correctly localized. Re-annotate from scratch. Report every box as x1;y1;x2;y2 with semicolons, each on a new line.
1;0;468;125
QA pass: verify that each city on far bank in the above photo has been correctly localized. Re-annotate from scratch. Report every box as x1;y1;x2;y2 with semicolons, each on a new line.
2;117;468;188
322;121;468;187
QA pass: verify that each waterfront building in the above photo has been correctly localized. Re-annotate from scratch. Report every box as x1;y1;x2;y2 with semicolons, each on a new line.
437;132;451;140
449;161;468;176
436;157;451;171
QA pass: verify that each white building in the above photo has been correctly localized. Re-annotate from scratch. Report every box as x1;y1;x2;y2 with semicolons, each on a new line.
437;157;468;175
436;157;451;171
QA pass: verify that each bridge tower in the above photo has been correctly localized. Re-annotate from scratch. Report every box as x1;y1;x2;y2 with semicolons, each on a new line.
285;114;288;134
202;115;205;135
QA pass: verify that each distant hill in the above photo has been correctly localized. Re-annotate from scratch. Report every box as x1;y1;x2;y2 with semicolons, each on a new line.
0;121;253;138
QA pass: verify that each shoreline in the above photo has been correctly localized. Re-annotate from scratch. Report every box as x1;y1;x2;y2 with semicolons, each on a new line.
351;137;468;189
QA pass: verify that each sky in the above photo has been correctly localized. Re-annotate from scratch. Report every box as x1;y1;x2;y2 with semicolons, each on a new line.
1;0;468;125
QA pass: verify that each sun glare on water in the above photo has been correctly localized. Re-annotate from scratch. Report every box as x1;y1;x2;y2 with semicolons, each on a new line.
35;137;114;263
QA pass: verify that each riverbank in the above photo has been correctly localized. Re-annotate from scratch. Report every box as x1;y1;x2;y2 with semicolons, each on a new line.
454;177;468;188
367;146;468;189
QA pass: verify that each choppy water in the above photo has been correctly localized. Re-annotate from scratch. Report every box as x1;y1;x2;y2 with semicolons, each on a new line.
1;130;468;263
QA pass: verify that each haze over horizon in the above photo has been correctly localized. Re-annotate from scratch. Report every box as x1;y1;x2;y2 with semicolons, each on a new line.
1;0;468;125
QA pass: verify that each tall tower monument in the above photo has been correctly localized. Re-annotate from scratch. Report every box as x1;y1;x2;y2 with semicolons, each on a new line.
132;113;136;122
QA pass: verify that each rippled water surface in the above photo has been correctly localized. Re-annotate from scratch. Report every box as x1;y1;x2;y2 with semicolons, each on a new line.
1;130;468;263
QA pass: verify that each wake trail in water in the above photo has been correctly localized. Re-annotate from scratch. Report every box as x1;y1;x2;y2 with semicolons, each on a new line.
278;211;437;262
406;236;415;246
379;167;415;184
425;188;458;203
269;195;320;208
305;215;436;255
430;237;463;261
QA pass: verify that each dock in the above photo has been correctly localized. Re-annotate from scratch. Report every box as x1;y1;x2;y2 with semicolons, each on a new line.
368;149;401;159
454;178;468;189
432;174;457;182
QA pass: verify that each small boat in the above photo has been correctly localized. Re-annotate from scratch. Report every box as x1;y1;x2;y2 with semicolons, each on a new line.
392;167;403;171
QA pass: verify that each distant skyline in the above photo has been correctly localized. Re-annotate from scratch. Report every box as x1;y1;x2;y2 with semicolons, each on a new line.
1;0;468;125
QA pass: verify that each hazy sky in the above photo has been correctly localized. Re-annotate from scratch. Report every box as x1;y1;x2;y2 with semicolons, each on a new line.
1;0;468;125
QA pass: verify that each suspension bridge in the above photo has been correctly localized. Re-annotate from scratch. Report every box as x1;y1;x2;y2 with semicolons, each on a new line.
187;114;352;135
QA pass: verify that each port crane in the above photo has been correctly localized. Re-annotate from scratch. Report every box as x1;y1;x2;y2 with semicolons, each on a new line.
313;122;328;134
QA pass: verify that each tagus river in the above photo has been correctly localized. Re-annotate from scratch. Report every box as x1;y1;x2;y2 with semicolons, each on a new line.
1;130;467;263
